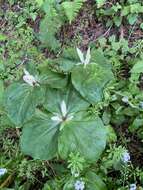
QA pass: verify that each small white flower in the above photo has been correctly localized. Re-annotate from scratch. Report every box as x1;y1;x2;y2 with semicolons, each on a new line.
74;180;85;190
23;69;39;87
122;96;129;103
76;47;91;68
0;168;7;176
130;184;136;190
122;152;130;163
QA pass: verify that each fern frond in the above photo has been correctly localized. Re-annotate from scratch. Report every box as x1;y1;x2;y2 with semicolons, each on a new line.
62;0;84;24
39;0;84;51
39;0;63;51
39;15;62;51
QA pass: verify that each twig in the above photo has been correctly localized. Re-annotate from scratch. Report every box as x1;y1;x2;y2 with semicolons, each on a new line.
0;174;14;188
95;25;112;41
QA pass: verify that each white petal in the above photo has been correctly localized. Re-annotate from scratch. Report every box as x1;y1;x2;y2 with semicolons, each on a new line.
76;47;84;64
23;68;30;76
23;75;34;86
85;47;91;66
76;62;82;66
23;75;36;86
60;100;67;117
67;114;74;121
51;116;62;122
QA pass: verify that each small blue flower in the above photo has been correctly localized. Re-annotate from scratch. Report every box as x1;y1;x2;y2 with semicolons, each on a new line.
122;152;130;163
74;180;85;190
130;183;136;190
0;168;7;176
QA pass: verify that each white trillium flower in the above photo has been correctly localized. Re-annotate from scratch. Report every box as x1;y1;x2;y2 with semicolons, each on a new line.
0;168;7;176
130;184;137;190
76;47;91;68
74;180;85;190
51;100;73;123
23;69;39;87
122;152;130;163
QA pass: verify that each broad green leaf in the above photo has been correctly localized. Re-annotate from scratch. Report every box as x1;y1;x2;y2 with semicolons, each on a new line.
21;111;59;159
58;116;107;162
72;64;114;104
55;48;79;72
44;87;89;114
86;171;107;190
5;83;44;126
38;68;67;88
91;49;112;69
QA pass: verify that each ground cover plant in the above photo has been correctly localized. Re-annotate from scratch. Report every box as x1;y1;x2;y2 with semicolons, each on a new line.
0;0;143;189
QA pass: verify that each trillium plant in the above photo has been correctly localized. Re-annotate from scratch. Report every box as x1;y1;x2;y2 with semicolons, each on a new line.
4;47;114;162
